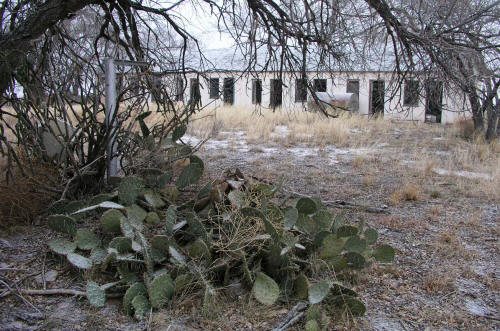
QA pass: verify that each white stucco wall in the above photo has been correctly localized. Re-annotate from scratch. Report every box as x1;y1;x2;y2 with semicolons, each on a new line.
169;71;470;124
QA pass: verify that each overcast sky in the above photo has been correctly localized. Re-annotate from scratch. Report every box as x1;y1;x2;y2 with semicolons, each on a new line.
171;1;234;50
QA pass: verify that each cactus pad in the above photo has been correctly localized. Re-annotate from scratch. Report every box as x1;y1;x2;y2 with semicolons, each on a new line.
148;273;174;309
123;282;148;316
308;281;329;304
373;245;395;262
320;234;345;258
252;272;279;305
90;248;107;264
86;281;106;307
145;211;160;225
109;237;133;253
118;176;144;205
67;253;92;269
131;295;150;320
283;207;298;229
143;189;166;209
344;235;367;254
74;229;100;250
336;225;359;237
296;197;317;214
48;238;76;255
101;209;124;233
345;252;366;269
305;320;320;331
48;215;77;235
294;274;309;300
364;228;379;245
176;163;203;189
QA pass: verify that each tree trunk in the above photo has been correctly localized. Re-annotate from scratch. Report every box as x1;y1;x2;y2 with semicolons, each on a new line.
485;104;499;141
468;91;484;132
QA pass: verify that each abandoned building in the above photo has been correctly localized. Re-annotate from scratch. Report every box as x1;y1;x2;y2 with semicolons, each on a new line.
157;49;471;124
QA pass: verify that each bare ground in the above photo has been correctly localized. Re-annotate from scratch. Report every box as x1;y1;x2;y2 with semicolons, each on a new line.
1;119;499;330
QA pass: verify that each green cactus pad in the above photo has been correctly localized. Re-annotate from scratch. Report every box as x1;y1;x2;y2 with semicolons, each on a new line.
74;229;100;250
123;282;148;316
131;295;150;320
174;274;192;293
296;197;318;214
109;237;133;253
148;273;174;309
320;234;345;259
145;211;160;225
373;245;395;262
336;225;359;237
252;272;279;306
283;207;299;229
332;210;346;232
90;248;107;264
345;252;366;269
197;182;212;199
165;205;177;234
332;295;366;316
364;228;379;245
169;246;186;265
189;155;204;170
86;281;106;307
67;253;92;269
108;176;122;187
100;251;117;271
313;209;333;231
305;320;320;331
344;235;367;254
48;238;76;255
118;176;144;205
101;209;124;233
120;218;135;239
125;205;146;231
308;281;329;304
143;189;166;209
48;215;77;235
326;255;347;271
176;163;203;189
305;304;321;321
296;213;315;234
187;238;210;259
330;281;359;297
172;124;187;141
151;235;169;252
294;274;309;300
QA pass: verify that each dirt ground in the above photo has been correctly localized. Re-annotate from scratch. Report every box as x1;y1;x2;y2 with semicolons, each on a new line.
1;117;499;330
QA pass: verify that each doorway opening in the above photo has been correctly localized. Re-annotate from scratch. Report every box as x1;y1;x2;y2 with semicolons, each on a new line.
425;80;443;123
370;80;385;115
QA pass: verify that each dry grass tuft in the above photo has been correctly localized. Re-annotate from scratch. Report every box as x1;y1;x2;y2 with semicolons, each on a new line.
390;182;422;204
454;118;476;140
0;156;58;225
423;270;456;294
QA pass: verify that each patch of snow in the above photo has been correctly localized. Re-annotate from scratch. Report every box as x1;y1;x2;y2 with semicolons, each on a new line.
464;298;497;317
433;137;445;140
434;151;452;156
219;131;246;137
270;125;290;138
204;139;229;150
287;147;319;158
432;168;492;180
182;135;201;146
376;142;390;148
324;145;376;164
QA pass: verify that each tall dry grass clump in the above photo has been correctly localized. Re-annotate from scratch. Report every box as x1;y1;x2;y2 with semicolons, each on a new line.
0;154;59;225
187;106;392;147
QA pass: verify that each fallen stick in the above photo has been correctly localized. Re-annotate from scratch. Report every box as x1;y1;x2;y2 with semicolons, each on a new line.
271;301;308;331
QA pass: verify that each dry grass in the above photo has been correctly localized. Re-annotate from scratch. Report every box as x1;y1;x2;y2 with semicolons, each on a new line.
187;106;396;147
390;182;422;204
423;269;456;294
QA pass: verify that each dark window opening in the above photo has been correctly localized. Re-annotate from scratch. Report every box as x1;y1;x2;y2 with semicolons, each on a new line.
370;80;385;115
175;77;184;102
209;78;219;99
252;79;262;104
223;77;234;104
403;80;419;106
313;79;327;92
190;78;201;105
295;79;307;102
270;79;282;108
346;80;360;111
425;80;443;123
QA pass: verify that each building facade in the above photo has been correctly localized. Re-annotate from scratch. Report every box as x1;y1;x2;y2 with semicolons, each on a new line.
166;70;471;124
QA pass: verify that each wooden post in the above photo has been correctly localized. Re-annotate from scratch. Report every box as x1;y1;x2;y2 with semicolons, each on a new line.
104;58;117;178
